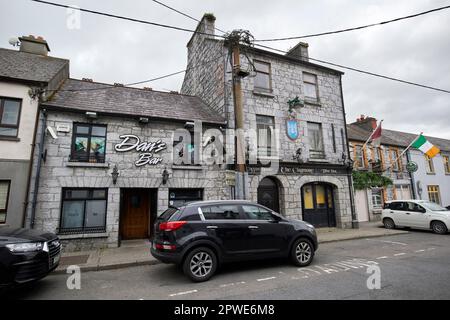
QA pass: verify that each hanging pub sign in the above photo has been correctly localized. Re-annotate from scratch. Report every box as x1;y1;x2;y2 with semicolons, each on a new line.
286;119;299;141
114;134;167;167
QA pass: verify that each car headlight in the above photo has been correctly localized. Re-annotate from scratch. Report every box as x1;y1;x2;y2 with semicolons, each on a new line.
6;242;44;253
304;222;315;231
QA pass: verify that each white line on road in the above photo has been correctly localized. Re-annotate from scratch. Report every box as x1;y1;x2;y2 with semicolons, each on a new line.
376;256;389;259
366;239;408;246
427;247;436;251
394;253;406;256
219;281;246;288
415;249;426;253
169;290;198;297
257;276;277;282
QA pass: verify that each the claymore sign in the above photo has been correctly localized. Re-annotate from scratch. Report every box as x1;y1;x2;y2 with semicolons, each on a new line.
114;134;167;166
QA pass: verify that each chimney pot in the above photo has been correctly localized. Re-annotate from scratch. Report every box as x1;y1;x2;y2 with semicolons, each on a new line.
19;35;50;55
82;78;93;82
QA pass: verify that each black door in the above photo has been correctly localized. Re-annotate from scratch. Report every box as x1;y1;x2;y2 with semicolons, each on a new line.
301;183;336;228
257;177;280;213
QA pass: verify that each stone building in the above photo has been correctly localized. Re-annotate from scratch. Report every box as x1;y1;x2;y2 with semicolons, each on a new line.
0;36;68;228
181;14;355;228
29;79;228;251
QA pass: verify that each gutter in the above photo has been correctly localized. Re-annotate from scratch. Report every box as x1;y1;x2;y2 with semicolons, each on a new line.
29;108;47;229
339;75;358;229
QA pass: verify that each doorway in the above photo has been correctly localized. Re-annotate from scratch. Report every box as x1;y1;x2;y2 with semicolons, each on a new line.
257;177;280;213
120;188;156;240
301;183;336;227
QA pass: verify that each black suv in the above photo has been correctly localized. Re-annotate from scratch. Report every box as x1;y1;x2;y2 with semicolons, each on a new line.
151;200;318;282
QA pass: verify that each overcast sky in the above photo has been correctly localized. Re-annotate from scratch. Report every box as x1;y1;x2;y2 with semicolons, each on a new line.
1;0;449;138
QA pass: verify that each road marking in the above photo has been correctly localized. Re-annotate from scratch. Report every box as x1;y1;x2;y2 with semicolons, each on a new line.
415;249;426;253
366;239;408;246
169;289;198;297
257;276;276;282
427;247;436;251
219;281;246;288
394;253;406;256
376;256;389;260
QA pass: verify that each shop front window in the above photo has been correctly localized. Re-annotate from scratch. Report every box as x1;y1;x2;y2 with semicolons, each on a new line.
0;180;10;223
60;188;107;234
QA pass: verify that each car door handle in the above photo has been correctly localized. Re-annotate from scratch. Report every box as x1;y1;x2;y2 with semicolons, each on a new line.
405;212;410;215
248;226;259;229
206;225;218;229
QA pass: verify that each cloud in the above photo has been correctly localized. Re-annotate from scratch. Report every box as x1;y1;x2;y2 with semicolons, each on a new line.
1;0;449;137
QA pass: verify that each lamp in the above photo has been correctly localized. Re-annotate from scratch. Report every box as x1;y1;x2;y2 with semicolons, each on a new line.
111;165;119;185
162;168;169;185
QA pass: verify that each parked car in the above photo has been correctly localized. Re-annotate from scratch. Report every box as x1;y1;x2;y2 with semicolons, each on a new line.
0;227;61;289
151;200;318;282
382;200;450;234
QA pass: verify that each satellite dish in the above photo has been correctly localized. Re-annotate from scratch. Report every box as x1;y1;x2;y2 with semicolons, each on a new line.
8;37;20;47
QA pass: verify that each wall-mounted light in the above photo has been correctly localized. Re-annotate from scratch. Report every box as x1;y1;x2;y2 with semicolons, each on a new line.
111;164;119;185
86;111;97;119
162;168;169;185
139;117;149;124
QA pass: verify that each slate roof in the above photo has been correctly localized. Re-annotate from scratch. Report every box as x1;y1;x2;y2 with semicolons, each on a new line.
347;123;450;152
42;78;226;125
0;48;69;83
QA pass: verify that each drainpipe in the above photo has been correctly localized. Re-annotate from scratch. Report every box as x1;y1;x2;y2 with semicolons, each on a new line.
339;75;358;229
29;108;47;229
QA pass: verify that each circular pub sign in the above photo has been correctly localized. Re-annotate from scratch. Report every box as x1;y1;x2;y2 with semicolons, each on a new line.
406;161;418;173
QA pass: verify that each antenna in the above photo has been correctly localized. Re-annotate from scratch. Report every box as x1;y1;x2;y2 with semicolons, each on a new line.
8;37;20;47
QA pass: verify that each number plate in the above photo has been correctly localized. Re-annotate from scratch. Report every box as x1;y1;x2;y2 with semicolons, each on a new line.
52;254;60;266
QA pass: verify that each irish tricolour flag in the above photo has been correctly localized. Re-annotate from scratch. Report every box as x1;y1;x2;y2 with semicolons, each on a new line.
411;134;440;158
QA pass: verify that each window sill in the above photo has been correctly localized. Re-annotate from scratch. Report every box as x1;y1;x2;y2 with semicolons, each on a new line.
426;172;436;175
0;136;20;142
67;162;110;168
304;99;321;107
252;90;275;98
171;165;204;170
57;232;108;240
308;157;328;163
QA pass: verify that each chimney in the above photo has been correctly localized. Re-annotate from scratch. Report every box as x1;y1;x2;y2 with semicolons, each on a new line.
285;42;309;62
18;35;50;56
353;115;378;130
199;13;216;37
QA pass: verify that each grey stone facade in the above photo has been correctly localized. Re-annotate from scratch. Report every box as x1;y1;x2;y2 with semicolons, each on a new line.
29;110;230;251
181;15;354;228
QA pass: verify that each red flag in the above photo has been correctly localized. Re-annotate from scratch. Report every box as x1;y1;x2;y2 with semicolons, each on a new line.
370;121;382;147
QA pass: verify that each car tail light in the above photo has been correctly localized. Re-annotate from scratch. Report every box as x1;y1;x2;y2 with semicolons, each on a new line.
159;221;187;231
155;243;177;251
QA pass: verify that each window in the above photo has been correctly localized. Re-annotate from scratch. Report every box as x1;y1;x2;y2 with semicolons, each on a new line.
354;145;366;169
256;115;275;157
60;188;107;234
253;60;271;92
425;155;435;174
303;73;318;100
169;189;203;207
71;123;106;163
242;205;274;221
201;205;240;220
427;185;441;205
0;181;10;223
389;148;400;171
0;98;21;137
308;122;324;159
443;155;450;174
371;189;383;209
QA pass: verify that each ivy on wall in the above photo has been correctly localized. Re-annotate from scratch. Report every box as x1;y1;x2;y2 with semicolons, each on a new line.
352;171;393;190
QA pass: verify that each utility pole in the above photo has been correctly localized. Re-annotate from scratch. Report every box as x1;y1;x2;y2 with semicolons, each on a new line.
228;30;251;200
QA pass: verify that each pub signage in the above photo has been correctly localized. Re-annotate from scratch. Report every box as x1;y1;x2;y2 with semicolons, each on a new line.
114;134;167;167
248;164;347;176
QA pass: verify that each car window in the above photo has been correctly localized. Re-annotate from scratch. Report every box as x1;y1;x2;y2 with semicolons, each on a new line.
389;202;406;211
242;205;274;221
405;202;424;212
201;205;241;220
158;207;184;221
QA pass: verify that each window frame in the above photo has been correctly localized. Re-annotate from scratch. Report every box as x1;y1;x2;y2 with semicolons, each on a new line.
253;60;272;93
354;144;366;169
427;185;441;205
256;114;275;158
425;154;435;174
371;188;383;209
389;148;401;171
443;155;450;174
59;188;108;234
303;72;319;101
307;122;325;159
70;123;107;163
0;97;22;139
0;180;11;224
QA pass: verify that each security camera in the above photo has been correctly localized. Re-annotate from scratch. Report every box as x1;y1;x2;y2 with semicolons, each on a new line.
184;121;195;129
46;126;58;139
8;37;20;47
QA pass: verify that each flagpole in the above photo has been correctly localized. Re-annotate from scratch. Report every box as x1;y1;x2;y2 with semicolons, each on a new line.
383;131;423;172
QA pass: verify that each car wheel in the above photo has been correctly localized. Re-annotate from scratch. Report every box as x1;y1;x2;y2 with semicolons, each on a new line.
291;238;314;267
183;247;217;282
383;218;396;229
431;221;448;235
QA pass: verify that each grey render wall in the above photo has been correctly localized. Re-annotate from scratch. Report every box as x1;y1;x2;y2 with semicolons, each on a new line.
410;150;450;206
0;160;29;227
181;28;353;228
28;110;230;251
